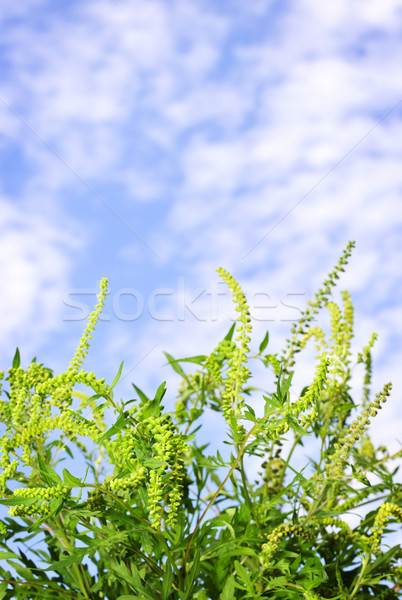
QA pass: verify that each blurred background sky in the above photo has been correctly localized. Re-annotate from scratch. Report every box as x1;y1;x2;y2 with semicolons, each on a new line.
1;0;402;454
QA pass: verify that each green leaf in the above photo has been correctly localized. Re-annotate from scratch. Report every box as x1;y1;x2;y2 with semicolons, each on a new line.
154;381;167;405
28;498;64;532
286;415;309;435
37;453;63;485
0;496;38;507
44;547;92;571
162;561;174;600
92;401;108;414
263;394;281;412
63;468;82;486
242;404;256;422
110;360;124;390
172;354;207;365
97;412;130;444
234;560;254;594
132;383;150;404
224;322;236;341
12;347;20;369
0;583;8;600
221;574;235;600
184;548;200;599
0;551;20;559
280;371;294;402
110;560;150;595
143;458;167;469
259;331;269;354
164;352;188;380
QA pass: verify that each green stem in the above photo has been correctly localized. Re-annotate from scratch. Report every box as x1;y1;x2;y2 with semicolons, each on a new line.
54;515;94;600
348;553;370;599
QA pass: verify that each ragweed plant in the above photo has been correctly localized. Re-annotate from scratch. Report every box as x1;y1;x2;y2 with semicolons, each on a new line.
1;241;401;600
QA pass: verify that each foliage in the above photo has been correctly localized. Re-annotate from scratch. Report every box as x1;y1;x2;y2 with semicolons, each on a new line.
0;241;402;599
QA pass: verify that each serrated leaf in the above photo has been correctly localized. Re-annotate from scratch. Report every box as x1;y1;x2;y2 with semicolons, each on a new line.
234;560;254;593
110;560;146;592
12;347;20;369
44;547;92;571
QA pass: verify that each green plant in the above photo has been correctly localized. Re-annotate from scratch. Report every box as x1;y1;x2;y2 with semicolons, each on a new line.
0;241;401;599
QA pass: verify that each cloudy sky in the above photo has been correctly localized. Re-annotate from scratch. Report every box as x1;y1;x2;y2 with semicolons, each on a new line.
1;0;402;455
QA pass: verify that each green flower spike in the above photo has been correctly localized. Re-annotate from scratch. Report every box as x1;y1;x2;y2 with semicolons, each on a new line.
217;268;252;420
370;502;402;553
68;277;108;374
282;241;355;372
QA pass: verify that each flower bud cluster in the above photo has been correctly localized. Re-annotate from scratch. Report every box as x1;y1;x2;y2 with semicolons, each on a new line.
8;484;68;518
358;332;378;405
217;268;252;420
205;339;236;389
336;483;374;513
103;403;189;529
370;502;402;553
314;517;363;546
299;326;328;354
0;460;17;494
141;413;188;529
0;521;7;537
13;484;67;499
175;371;206;425
86;489;105;511
0;282;112;504
263;353;281;376
261;521;315;567
108;466;147;493
175;339;238;425
9;501;53;518
326;292;353;382
287;354;329;429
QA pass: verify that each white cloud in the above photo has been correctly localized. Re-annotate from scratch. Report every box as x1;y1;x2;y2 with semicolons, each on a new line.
0;196;83;364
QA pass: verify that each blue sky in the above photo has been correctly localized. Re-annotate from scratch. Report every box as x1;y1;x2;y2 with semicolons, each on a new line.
1;0;402;455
